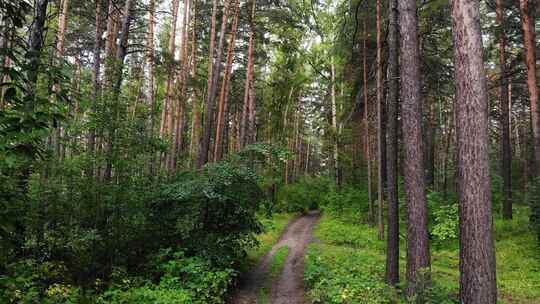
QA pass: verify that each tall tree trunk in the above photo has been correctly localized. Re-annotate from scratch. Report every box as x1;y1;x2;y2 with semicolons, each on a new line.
385;0;399;286
452;1;498;302
198;0;232;168
189;0;200;167
160;0;180;138
398;0;431;300
376;0;385;241
147;0;156;174
240;0;257;148
519;0;540;235
104;0;133;181
363;18;373;225
170;0;191;171
520;0;540;176
88;0;103;161
214;0;240;162
246;0;257;146
331;60;339;185
497;0;512;219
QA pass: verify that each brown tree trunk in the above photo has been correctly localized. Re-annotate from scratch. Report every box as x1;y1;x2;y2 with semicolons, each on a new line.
214;0;240;162
363;17;373;225
398;0;431;300
88;0;103;159
497;0;512;219
246;0;257;146
240;0;257;148
198;0;232;168
104;0;133;181
170;0;191;171
520;0;540;176
376;0;385;241
188;0;200;167
147;0;156;174
452;1;498;302
160;0;180;138
385;0;399;286
331;60;339;185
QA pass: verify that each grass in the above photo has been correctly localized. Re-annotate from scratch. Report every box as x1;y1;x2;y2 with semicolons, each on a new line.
246;213;295;265
304;207;540;304
270;246;290;278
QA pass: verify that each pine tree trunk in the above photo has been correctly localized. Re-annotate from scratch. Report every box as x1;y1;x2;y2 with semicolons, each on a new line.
452;1;498;302
198;0;232;168
147;0;157;174
376;0;385;241
497;0;512;219
88;0;103;160
240;0;257;148
214;0;240;162
170;0;191;171
398;0;431;299
385;0;399;286
363;17;373;225
160;0;181;138
188;0;200;167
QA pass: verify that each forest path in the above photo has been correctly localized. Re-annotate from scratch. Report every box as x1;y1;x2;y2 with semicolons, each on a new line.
230;211;320;304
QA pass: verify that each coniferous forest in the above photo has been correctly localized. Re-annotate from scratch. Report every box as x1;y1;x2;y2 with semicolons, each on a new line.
1;0;540;303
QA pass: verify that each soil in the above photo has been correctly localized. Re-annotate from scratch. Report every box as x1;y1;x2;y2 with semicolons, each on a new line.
230;211;320;304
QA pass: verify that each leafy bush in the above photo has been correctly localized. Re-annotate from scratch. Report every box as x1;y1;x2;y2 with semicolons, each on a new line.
427;191;459;245
277;176;333;213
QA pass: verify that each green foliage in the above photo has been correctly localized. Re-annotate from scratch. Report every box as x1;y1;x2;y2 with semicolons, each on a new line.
270;246;290;278
100;251;235;304
427;192;459;244
277;176;334;213
304;216;394;304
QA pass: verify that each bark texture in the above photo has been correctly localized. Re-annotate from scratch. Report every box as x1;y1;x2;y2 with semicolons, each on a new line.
385;0;399;286
397;0;431;299
451;1;498;302
497;0;512;220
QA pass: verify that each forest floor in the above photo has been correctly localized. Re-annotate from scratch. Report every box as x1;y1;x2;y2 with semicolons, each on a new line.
230;211;320;304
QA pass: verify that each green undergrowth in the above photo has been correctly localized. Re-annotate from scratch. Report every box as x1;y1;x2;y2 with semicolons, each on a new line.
305;206;540;304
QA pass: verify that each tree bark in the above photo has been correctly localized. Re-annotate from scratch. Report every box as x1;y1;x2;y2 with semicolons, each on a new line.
497;0;512;219
88;0;103;159
170;0;191;170
385;0;399;286
398;0;431;299
363;17;373;225
451;1;498;302
160;0;181;137
376;0;385;241
240;0;257;148
198;0;232;168
214;0;240;162
331;60;339;185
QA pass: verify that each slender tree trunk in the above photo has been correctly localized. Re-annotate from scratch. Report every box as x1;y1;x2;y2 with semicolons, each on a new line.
363;18;373;225
452;1;498;302
198;0;232;168
88;0;103;160
385;0;399;286
398;0;431;300
497;0;512;219
246;1;257;146
240;0;257;148
520;0;540;176
331;60;339;185
170;0;191;171
189;0;200;167
214;0;240;162
147;0;157;174
376;0;385;241
160;0;180;137
104;0;133;181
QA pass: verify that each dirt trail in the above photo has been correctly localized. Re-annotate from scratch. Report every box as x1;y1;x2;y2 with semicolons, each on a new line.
230;211;320;304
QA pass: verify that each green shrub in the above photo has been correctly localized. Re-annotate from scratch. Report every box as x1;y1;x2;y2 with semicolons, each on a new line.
277;176;334;213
